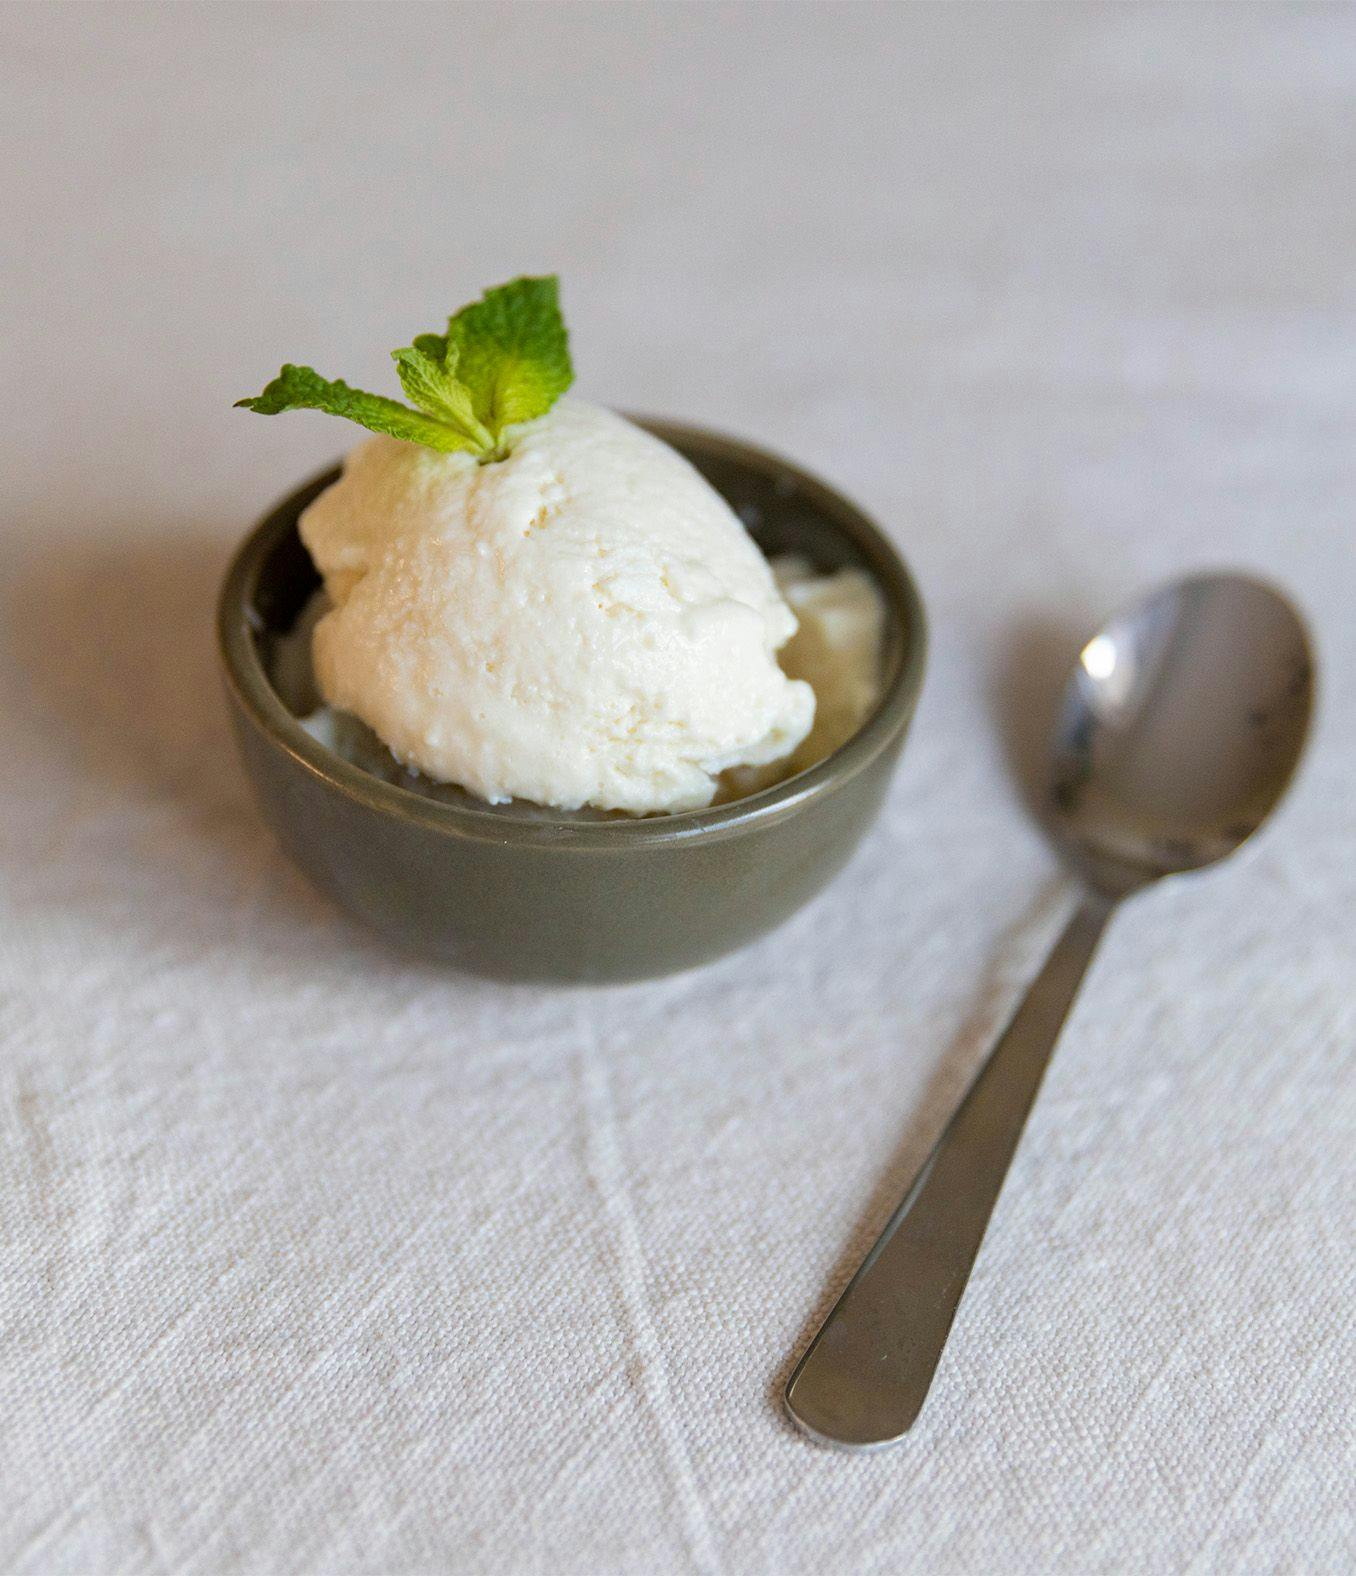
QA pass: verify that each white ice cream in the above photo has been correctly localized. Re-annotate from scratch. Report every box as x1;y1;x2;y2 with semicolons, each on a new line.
717;557;886;799
773;557;887;772
298;399;817;813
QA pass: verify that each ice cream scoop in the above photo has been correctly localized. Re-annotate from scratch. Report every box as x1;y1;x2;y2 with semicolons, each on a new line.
299;399;816;814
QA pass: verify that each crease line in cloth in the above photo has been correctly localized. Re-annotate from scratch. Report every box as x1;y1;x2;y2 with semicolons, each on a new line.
576;1003;724;1576
1181;1332;1341;1576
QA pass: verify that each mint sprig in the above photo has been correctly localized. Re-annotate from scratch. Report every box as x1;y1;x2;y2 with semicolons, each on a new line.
417;275;573;438
234;365;474;451
236;275;573;460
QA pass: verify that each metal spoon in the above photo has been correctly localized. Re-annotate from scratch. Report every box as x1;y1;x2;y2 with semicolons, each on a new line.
784;571;1314;1450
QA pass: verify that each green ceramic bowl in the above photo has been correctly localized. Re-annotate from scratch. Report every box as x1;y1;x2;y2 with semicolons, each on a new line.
218;419;926;982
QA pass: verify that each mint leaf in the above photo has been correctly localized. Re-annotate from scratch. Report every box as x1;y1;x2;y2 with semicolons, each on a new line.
235;364;485;454
409;331;453;361
389;345;493;451
236;275;574;460
444;276;573;447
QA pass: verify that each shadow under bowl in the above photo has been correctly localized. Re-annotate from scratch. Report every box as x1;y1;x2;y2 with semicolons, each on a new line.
218;418;927;982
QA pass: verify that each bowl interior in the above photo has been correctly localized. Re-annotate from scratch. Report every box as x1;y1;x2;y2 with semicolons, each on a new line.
229;419;925;833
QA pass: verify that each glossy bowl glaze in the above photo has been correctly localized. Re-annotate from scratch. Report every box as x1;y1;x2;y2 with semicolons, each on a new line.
218;419;926;982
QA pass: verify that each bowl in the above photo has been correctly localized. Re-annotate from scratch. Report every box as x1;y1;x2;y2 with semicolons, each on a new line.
218;419;926;982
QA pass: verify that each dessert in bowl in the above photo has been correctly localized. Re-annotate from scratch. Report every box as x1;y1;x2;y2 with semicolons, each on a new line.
219;279;925;981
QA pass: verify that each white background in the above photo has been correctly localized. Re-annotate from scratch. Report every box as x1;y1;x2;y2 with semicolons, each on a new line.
1;4;1352;1572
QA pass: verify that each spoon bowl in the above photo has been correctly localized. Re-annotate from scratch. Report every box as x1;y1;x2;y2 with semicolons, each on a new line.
1049;573;1314;896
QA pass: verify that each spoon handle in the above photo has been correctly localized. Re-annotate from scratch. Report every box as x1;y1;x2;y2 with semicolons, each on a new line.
784;893;1114;1449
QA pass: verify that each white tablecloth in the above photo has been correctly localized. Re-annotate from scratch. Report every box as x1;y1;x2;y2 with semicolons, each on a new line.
2;4;1352;1572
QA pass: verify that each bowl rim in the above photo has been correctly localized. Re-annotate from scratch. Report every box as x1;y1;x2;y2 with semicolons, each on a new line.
218;416;927;849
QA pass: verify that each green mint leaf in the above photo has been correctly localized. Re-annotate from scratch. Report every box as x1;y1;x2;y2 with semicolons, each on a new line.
235;364;485;454
444;275;573;447
410;331;451;360
236;275;573;460
389;344;493;452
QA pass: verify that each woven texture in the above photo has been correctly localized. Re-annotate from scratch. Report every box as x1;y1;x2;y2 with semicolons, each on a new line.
1;5;1352;1572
